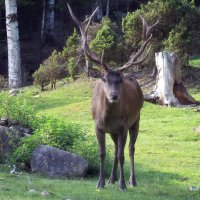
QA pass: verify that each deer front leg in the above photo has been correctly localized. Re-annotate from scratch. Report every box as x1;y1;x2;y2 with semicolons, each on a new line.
96;126;106;188
118;128;128;191
129;118;139;187
108;134;118;184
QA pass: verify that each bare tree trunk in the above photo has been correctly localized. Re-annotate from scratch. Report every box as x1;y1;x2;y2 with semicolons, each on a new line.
144;52;198;107
126;0;130;13
93;0;103;22
42;0;55;46
106;0;110;17
5;0;22;89
41;0;46;46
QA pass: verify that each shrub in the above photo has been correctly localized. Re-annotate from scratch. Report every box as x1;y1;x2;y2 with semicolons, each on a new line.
63;29;80;80
122;0;200;66
0;94;101;171
33;50;67;90
32;65;50;91
0;92;36;127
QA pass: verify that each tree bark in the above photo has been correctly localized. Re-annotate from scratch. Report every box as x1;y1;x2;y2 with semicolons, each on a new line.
5;0;22;89
41;0;55;46
106;0;110;18
41;0;46;46
144;52;198;107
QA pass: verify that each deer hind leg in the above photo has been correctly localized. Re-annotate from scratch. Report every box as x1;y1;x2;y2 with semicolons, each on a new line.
96;126;106;188
129;117;140;187
107;134;118;184
118;128;128;191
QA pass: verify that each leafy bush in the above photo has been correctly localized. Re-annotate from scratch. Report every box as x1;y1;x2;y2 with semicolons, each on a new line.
0;92;36;127
0;93;101;171
90;17;116;54
122;0;200;66
63;29;80;80
68;57;76;81
33;50;67;90
33;65;50;91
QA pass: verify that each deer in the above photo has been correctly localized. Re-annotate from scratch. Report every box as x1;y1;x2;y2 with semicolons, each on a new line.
68;5;159;191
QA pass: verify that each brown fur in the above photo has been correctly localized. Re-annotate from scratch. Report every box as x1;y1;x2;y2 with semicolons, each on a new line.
92;71;143;190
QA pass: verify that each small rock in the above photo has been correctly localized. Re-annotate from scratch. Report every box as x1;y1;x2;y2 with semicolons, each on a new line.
190;186;199;191
9;89;20;96
41;191;50;196
0;118;8;126
28;189;37;193
193;126;200;134
33;94;41;98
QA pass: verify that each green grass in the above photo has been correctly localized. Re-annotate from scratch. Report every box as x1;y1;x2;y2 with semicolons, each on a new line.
189;56;200;67
0;78;200;200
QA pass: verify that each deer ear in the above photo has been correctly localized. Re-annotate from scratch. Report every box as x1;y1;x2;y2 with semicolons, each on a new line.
88;68;103;79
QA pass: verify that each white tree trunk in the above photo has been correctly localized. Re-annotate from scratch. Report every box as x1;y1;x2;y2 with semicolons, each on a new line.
93;0;103;22
5;0;22;89
144;52;198;106
153;52;180;106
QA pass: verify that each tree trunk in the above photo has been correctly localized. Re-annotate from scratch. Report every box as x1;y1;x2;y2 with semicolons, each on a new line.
106;0;110;18
126;0;130;13
144;52;198;107
93;0;103;22
5;0;22;89
41;0;55;46
41;0;46;46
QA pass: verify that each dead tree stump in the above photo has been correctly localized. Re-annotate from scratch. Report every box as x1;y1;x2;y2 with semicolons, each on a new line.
144;52;198;107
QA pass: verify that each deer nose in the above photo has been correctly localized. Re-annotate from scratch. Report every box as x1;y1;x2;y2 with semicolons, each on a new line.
111;93;119;100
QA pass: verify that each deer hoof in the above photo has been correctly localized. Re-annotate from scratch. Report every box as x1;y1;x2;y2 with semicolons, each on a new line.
129;179;137;187
119;181;127;191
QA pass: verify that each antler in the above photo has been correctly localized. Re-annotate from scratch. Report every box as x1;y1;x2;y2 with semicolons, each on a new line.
117;16;159;72
67;4;109;71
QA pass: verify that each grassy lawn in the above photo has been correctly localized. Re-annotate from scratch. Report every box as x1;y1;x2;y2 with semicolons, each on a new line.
189;56;200;68
0;78;200;200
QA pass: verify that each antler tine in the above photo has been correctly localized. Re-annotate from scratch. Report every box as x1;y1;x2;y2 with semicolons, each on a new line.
139;15;147;40
68;4;109;71
67;4;81;26
117;16;158;72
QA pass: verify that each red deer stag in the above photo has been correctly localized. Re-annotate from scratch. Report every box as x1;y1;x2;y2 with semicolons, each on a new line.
68;5;158;190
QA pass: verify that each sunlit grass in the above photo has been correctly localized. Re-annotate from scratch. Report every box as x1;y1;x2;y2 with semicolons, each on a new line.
189;56;200;68
0;78;200;200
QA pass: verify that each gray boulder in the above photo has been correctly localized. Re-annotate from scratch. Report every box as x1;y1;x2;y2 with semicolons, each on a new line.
30;145;89;178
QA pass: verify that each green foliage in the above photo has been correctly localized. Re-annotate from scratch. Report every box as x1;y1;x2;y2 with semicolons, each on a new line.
0;92;36;127
62;29;79;80
0;91;99;170
0;75;7;89
32;65;50;91
89;17;125;67
12;115;99;170
33;50;66;90
122;0;200;66
90;17;115;53
68;57;76;81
